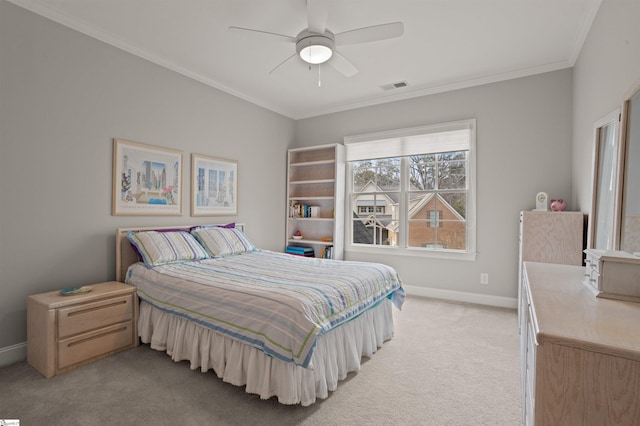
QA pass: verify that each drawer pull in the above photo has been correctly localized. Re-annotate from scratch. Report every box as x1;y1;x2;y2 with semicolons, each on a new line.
67;300;128;317
66;326;128;348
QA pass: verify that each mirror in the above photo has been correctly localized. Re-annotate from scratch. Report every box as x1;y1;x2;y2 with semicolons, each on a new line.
588;110;620;250
619;86;640;255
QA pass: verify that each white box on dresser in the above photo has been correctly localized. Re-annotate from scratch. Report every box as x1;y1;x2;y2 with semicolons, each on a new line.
584;248;640;302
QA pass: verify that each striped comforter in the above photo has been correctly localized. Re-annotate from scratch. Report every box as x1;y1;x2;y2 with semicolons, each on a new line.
126;250;404;368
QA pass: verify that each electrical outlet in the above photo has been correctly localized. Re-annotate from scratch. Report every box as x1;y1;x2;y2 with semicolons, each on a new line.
480;273;489;285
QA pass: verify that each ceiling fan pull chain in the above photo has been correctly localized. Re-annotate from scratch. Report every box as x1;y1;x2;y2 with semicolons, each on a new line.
318;64;322;87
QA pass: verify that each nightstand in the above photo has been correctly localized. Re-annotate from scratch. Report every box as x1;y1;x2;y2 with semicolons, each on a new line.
27;281;138;378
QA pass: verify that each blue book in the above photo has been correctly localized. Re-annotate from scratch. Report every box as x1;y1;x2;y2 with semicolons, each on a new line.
286;246;314;254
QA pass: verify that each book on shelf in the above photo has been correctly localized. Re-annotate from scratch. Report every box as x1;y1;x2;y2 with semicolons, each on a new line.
286;246;315;257
289;203;320;218
320;245;334;259
286;245;314;253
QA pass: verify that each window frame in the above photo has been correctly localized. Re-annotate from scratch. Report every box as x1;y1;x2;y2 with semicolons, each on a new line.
344;119;477;261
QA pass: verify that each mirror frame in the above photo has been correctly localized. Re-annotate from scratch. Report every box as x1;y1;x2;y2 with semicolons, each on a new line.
587;109;621;250
618;81;640;253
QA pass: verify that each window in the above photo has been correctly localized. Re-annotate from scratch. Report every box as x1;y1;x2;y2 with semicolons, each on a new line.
428;210;442;227
345;119;476;259
358;206;385;214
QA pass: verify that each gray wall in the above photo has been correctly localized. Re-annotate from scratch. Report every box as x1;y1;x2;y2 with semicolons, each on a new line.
572;0;640;213
295;69;574;301
4;0;638;354
0;2;294;349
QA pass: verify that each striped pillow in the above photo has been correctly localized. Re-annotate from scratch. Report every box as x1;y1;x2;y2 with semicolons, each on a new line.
127;230;209;267
191;227;256;257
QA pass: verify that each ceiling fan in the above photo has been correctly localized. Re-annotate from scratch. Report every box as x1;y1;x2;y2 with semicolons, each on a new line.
229;0;404;78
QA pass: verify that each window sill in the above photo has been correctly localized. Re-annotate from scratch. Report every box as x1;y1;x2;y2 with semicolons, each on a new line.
346;245;477;261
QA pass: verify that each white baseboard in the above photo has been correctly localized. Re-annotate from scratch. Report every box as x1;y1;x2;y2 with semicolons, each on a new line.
404;285;517;309
0;342;27;368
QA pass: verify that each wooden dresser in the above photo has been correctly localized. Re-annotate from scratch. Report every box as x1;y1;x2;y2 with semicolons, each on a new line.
27;281;138;378
520;262;640;425
518;211;584;322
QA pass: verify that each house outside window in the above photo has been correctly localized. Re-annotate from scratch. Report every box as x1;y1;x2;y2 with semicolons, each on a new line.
344;119;476;260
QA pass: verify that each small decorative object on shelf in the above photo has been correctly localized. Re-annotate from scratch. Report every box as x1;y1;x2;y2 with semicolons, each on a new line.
534;192;549;211
292;230;303;239
550;199;566;211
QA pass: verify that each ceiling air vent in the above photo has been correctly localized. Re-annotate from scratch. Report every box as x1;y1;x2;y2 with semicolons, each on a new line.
381;81;409;91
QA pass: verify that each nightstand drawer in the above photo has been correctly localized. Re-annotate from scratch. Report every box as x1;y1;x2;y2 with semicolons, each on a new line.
58;320;134;369
58;294;133;338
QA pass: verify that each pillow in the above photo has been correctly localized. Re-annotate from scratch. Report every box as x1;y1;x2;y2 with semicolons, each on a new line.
127;228;187;261
127;230;209;267
191;227;256;257
190;222;235;232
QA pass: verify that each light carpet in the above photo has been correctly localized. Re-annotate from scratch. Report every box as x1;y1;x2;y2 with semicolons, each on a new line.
0;296;522;425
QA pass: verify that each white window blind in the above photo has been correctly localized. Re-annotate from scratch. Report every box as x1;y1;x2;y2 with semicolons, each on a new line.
344;119;474;161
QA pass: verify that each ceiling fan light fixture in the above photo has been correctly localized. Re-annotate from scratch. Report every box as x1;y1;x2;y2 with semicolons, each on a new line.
300;44;332;64
296;35;334;65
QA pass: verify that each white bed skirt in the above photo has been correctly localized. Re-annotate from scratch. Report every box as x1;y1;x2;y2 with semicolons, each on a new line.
138;298;395;406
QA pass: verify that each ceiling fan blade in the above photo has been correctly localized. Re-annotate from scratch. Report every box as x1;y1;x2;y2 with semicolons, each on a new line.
335;22;404;46
306;0;329;34
329;51;358;77
269;53;298;74
229;26;296;43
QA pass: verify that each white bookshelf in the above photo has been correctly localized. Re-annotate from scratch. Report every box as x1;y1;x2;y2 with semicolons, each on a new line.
286;144;345;259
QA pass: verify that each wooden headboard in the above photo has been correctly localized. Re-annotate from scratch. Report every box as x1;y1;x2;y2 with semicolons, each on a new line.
115;223;245;282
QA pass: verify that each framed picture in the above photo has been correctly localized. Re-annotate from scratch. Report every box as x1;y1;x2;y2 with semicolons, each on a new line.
191;153;238;216
112;138;183;216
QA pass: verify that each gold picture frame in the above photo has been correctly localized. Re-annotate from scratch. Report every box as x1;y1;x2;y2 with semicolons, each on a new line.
112;138;183;216
191;153;238;216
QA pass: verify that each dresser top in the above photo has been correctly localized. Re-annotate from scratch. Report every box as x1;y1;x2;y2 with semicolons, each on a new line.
584;248;640;264
524;262;640;361
27;281;135;309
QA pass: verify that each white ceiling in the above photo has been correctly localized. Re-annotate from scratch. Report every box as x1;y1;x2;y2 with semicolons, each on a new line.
10;0;602;119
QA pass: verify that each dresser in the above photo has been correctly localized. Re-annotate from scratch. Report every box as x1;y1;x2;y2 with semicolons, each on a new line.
520;262;640;425
517;211;584;391
518;211;584;327
519;211;584;266
27;281;138;378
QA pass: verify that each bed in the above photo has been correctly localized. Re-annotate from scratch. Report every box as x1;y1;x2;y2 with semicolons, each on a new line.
115;224;404;406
